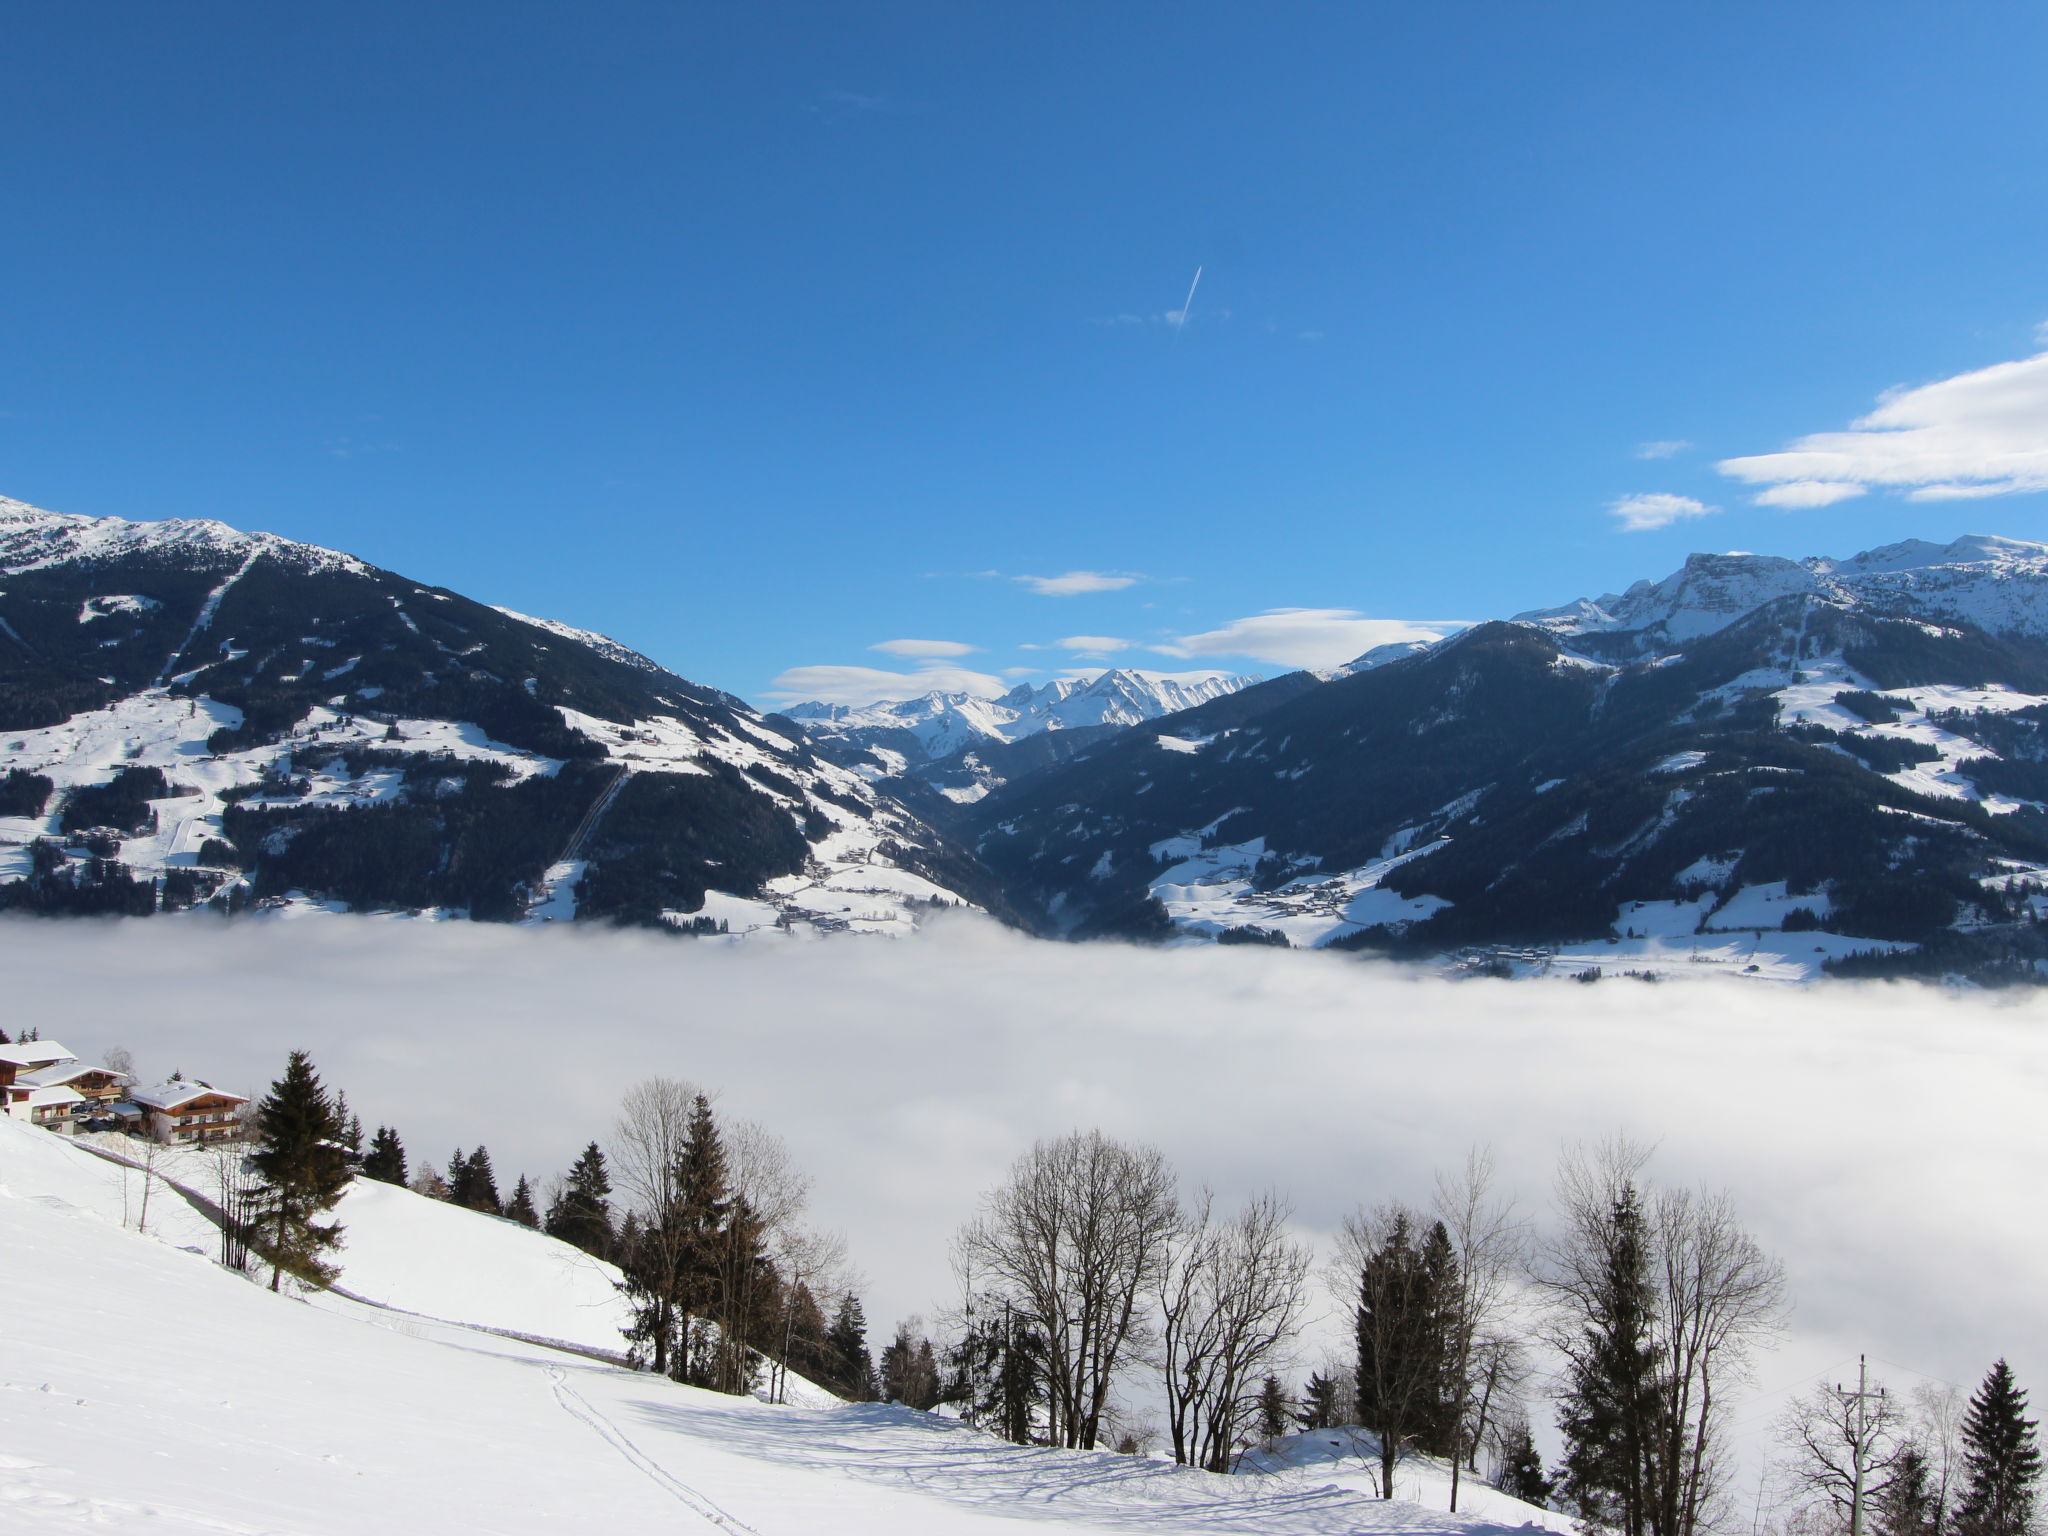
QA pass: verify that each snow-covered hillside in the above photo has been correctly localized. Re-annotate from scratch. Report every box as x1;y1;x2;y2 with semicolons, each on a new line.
0;1114;1549;1535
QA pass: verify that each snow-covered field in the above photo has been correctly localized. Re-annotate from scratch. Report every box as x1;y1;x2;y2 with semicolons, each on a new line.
0;1114;1554;1534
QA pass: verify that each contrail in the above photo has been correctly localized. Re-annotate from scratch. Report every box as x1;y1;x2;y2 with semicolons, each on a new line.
1172;265;1203;336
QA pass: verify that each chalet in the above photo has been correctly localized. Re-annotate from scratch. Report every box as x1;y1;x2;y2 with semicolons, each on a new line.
131;1080;251;1144
0;1041;132;1133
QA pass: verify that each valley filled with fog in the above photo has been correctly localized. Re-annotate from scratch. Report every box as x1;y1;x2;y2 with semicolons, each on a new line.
8;910;2041;1455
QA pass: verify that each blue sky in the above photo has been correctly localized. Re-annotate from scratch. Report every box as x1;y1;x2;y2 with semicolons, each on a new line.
6;2;2047;704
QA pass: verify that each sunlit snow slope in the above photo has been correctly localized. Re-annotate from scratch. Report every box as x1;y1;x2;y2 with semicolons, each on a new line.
0;1116;1549;1535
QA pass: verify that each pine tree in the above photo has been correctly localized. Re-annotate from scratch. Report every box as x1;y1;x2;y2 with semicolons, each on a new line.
1555;1186;1662;1536
333;1093;363;1166
362;1126;407;1185
1295;1372;1343;1431
1257;1375;1292;1447
1357;1213;1459;1497
825;1292;876;1402
672;1094;731;1387
945;1301;1042;1442
544;1142;614;1257
451;1145;502;1214
1497;1419;1555;1508
1954;1361;2041;1536
1875;1443;1942;1536
505;1175;540;1228
880;1324;942;1409
245;1050;351;1292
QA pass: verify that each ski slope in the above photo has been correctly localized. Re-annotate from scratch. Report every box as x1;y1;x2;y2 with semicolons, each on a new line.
0;1115;1555;1535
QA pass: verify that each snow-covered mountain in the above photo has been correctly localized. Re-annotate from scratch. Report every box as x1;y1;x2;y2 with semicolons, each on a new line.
784;668;1260;763
1514;534;2048;649
782;669;1264;813
964;535;2048;980
0;495;1002;934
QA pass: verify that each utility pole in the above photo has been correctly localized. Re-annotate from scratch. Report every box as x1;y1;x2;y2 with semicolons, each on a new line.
1836;1354;1889;1536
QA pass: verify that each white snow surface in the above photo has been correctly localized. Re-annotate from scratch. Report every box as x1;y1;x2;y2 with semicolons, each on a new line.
0;493;367;578
491;603;668;674
0;1113;1541;1535
1149;835;1453;948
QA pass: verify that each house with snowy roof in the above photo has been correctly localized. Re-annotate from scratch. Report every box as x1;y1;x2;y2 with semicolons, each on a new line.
0;1041;132;1132
131;1079;250;1145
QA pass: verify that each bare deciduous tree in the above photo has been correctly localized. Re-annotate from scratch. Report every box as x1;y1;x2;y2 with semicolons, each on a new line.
954;1129;1178;1450
610;1077;703;1215
1434;1148;1528;1512
1777;1373;1910;1534
609;1077;704;1375
1156;1188;1311;1471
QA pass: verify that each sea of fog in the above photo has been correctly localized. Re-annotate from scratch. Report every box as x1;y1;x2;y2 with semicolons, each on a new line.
5;910;2044;1463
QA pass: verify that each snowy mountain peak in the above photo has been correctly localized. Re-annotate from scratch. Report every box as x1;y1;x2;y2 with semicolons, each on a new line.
0;493;369;578
782;668;1260;763
1515;534;2048;647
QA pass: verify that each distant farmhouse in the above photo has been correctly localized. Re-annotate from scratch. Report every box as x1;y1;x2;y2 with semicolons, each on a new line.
0;1038;248;1142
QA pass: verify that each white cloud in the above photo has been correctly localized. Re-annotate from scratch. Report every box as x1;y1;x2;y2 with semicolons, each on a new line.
763;661;1005;707
1719;349;2048;505
869;638;977;659
1014;571;1143;597
1610;492;1720;532
1056;635;1130;654
1636;439;1694;460
9;915;2045;1477
1154;608;1459;670
1754;481;1869;509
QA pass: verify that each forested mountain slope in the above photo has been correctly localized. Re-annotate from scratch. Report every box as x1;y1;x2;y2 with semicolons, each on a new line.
964;539;2048;979
0;496;1003;931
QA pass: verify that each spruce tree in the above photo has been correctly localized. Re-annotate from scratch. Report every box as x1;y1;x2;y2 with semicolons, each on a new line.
1357;1213;1458;1497
246;1050;351;1292
826;1292;876;1402
1555;1185;1661;1536
1954;1361;2041;1536
505;1175;540;1228
1295;1372;1342;1431
544;1142;614;1258
1498;1419;1555;1508
333;1093;363;1166
1876;1443;1942;1536
1257;1375;1292;1447
451;1146;502;1214
673;1094;731;1387
362;1126;407;1184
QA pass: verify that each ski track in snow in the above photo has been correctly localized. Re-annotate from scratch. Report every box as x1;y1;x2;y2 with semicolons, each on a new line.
153;543;266;686
546;1366;762;1535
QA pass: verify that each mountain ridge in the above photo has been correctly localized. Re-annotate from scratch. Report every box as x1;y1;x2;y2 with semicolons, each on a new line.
0;495;1003;935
